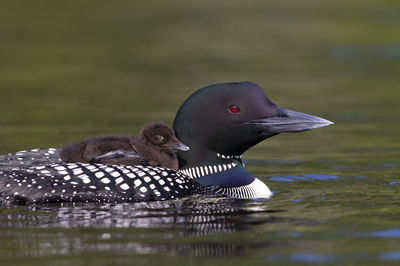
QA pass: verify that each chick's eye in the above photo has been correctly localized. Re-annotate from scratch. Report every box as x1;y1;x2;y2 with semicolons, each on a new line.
155;135;165;142
228;105;240;114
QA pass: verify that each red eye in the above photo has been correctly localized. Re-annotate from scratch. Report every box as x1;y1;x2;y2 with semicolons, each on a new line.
228;105;240;114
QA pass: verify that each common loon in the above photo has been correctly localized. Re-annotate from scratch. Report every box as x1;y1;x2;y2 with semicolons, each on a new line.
59;121;188;170
0;82;333;204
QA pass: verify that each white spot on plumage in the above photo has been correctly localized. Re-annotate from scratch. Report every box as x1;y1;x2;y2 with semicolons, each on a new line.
144;176;151;183
120;183;129;190
110;171;120;177
127;173;135;178
115;177;124;184
80;176;90;184
67;164;78;169
134;179;142;187
105;167;114;173
95;171;104;178
164;187;170;192
101;178;111;184
122;169;130;174
73;168;83;175
85;165;96;170
78;174;88;179
55;166;66;171
64;175;71;181
139;186;147;193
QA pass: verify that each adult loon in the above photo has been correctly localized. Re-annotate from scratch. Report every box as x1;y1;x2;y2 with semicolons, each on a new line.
0;82;333;204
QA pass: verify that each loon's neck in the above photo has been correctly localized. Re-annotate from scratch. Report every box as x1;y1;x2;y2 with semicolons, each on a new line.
177;149;271;198
178;149;254;187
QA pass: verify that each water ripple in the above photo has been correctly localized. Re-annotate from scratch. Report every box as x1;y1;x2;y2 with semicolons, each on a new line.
269;174;338;182
291;253;335;263
380;252;400;260
370;228;400;238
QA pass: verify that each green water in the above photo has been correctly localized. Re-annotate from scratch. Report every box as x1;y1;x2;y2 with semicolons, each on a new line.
1;0;400;265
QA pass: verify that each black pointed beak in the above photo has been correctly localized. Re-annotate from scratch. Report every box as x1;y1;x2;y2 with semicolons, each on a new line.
171;140;190;151
246;108;334;134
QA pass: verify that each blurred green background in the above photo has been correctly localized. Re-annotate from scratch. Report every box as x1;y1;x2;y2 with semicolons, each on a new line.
1;1;400;265
1;0;399;159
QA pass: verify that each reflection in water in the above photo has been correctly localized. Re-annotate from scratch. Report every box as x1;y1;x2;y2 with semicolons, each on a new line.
24;197;279;232
0;197;282;257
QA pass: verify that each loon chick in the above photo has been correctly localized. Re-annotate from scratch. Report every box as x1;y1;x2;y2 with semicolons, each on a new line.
0;81;333;204
59;122;189;170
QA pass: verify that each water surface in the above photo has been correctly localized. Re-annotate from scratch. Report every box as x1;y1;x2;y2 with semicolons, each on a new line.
1;0;400;265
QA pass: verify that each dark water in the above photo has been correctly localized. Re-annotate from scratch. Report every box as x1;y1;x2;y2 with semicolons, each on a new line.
1;0;400;265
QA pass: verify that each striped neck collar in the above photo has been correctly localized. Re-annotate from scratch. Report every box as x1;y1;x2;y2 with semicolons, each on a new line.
178;158;273;199
179;162;238;179
179;153;244;179
179;152;244;179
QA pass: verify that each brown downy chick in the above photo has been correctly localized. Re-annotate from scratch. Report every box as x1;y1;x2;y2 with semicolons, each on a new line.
59;122;189;170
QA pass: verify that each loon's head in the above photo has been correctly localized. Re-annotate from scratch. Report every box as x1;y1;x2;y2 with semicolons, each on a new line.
173;81;333;170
